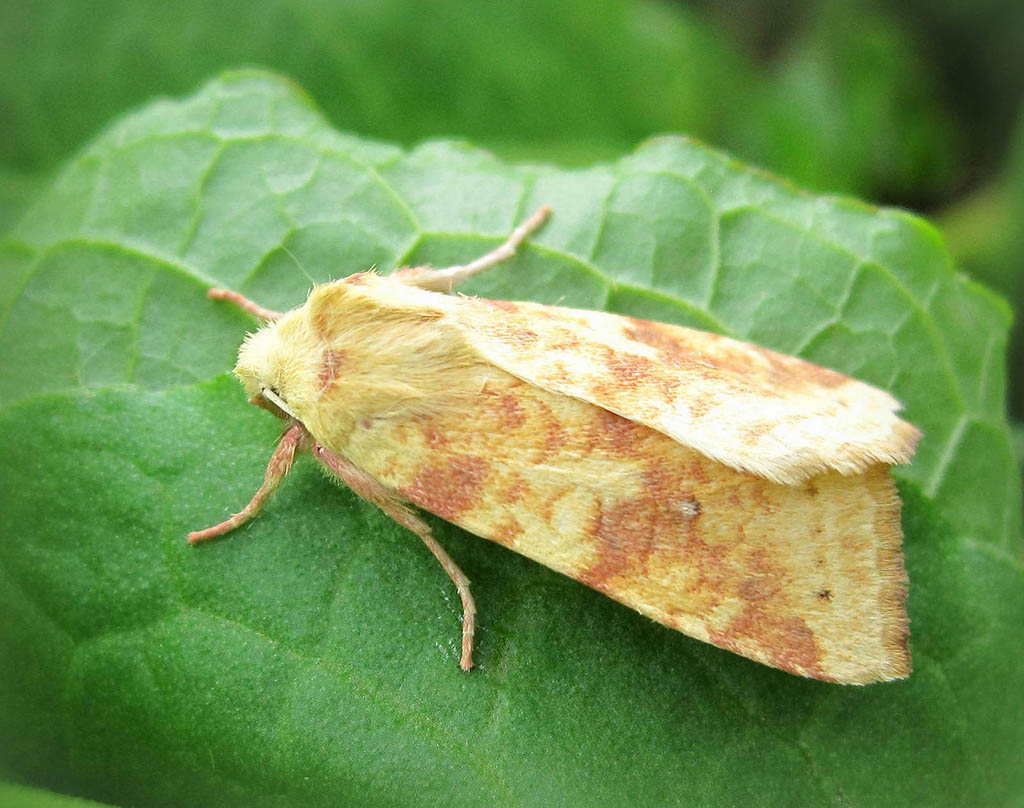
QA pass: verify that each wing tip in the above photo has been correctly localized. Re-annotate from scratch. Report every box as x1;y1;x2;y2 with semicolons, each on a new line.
739;415;923;485
795;468;912;686
829;466;912;685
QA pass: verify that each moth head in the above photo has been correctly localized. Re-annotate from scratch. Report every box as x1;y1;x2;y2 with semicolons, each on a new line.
233;314;315;420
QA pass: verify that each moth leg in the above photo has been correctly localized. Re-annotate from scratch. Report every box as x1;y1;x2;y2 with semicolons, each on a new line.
207;288;283;321
313;442;477;671
395;204;551;292
187;422;307;543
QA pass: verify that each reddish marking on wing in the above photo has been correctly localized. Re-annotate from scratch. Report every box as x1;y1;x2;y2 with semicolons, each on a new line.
485;299;520;313
587;407;642;455
736;550;783;601
589;344;680;403
402;456;490;522
624;316;848;393
708;548;826;678
380;455;399;478
537;484;574;525
622;319;722;392
501;474;533;505
317;348;346;392
580;496;657;587
709;610;826;679
499;394;527;430
535;358;571;387
550;334;583;351
392;423;412;446
641;465;703;527
493;516;525;547
605;348;658;385
486;321;538;346
417;420;449;450
531;398;569;462
748;482;775;515
760;345;847;389
680;539;730;615
684;396;713;419
624;318;696;359
741;421;772;443
580;465;704;590
683;459;712;486
344;272;371;285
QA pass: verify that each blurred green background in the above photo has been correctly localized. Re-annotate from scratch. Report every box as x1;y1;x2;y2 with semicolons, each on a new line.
2;0;1022;429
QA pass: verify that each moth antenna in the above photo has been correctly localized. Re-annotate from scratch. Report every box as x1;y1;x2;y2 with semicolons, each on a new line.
187;422;307;543
395;204;551;293
279;242;318;287
313;443;477;671
207;288;283;321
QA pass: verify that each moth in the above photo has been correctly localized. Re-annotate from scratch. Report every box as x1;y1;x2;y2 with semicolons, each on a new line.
190;206;920;684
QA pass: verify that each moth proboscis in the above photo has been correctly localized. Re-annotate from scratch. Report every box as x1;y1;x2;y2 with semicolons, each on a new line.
190;204;920;684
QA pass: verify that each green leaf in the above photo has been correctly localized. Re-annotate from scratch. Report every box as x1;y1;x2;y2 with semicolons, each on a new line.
0;781;115;808
1;71;1021;807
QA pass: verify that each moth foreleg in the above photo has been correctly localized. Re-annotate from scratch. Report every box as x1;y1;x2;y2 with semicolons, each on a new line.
395;204;551;293
313;443;477;671
207;288;284;321
187;422;307;543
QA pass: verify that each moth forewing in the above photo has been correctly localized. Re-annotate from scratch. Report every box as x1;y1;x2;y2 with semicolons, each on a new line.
192;206;918;683
451;299;920;485
343;367;911;683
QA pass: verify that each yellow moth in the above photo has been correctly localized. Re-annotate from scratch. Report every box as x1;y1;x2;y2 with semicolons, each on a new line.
190;206;920;684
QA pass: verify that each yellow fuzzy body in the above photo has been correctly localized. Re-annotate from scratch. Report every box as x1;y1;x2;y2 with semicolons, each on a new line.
234;272;918;683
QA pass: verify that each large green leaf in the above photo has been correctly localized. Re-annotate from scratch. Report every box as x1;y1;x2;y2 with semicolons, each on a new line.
1;71;1021;807
0;781;114;808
